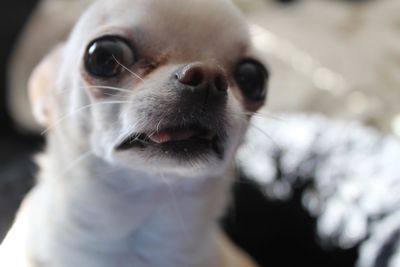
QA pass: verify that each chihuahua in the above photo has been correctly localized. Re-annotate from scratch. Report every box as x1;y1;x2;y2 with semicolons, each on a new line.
0;0;268;266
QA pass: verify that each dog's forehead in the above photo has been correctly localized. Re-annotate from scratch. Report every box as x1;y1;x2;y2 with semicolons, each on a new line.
75;0;250;62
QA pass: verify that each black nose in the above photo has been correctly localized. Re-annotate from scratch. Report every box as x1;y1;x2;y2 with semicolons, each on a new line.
175;63;228;94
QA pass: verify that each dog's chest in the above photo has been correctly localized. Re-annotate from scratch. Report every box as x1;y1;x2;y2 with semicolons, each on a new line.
26;176;227;267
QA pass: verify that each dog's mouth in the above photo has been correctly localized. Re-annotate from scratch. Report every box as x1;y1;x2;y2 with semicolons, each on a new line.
116;125;224;158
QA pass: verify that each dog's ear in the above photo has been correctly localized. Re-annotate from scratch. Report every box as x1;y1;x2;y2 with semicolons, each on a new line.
28;45;64;126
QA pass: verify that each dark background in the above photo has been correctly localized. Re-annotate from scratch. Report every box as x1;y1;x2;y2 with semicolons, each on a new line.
0;1;38;131
0;0;43;245
0;1;361;267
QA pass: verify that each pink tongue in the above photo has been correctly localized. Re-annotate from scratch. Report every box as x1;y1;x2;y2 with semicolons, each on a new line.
149;129;196;144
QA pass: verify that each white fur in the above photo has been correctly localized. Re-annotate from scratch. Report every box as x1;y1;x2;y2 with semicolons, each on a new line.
0;1;262;266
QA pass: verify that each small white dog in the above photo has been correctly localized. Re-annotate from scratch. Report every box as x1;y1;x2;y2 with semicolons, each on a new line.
0;0;268;266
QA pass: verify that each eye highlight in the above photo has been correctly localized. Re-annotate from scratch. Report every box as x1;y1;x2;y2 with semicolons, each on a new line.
84;36;135;78
234;59;268;102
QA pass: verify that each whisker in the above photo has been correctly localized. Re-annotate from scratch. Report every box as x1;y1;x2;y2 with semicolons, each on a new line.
41;101;131;135
228;112;281;149
102;92;130;98
60;150;93;177
56;85;132;96
248;122;280;149
82;85;132;94
230;110;284;122
113;56;144;81
115;116;148;145
159;173;190;241
156;117;166;134
251;112;284;122
144;116;169;139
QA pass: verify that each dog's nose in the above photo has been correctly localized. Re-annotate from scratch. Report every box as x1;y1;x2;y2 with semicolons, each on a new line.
175;63;228;93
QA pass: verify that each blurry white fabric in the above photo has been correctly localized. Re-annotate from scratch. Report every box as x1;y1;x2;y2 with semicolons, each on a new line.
238;113;400;267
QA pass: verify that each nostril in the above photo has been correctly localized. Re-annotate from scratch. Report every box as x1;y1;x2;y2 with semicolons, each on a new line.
214;74;228;92
176;66;204;87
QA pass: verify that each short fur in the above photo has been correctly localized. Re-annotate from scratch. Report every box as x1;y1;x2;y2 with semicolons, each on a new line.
0;1;266;266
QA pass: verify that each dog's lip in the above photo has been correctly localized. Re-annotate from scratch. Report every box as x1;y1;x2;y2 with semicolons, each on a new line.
148;128;214;144
116;125;216;150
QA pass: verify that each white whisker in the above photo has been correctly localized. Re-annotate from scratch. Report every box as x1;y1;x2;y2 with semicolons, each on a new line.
248;122;280;149
82;85;132;93
56;85;132;96
228;112;280;148
60;151;93;177
103;93;130;98
41;101;131;135
113;56;144;81
116;117;148;145
160;173;190;241
156;118;165;134
230;110;284;122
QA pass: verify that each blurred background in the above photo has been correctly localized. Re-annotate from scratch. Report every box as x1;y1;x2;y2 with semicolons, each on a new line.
1;1;399;267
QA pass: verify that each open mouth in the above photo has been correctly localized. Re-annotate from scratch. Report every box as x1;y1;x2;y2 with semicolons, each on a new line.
116;125;224;158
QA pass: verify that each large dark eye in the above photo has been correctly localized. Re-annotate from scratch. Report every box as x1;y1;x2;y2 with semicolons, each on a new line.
234;59;268;102
84;36;135;78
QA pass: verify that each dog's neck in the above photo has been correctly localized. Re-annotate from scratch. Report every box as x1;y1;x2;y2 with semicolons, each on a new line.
29;133;233;267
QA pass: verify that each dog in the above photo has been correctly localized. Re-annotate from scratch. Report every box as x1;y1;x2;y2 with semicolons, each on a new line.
0;0;268;266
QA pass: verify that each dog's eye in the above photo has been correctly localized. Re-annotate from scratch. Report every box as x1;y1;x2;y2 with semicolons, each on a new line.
85;37;135;78
234;59;268;102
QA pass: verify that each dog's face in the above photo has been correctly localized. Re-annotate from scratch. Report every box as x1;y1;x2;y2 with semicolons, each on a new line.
31;0;268;177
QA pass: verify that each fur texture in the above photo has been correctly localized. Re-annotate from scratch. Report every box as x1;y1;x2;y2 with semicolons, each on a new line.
0;1;266;266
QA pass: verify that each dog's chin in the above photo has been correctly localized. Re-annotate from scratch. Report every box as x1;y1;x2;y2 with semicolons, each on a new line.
113;149;227;178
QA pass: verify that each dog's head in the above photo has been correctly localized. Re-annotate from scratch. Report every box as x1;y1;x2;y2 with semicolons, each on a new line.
29;0;269;177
